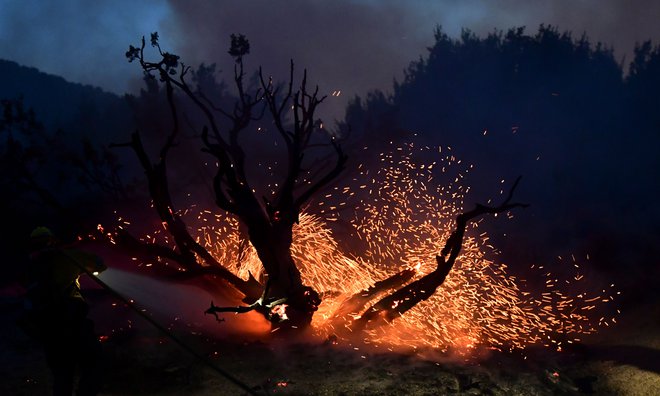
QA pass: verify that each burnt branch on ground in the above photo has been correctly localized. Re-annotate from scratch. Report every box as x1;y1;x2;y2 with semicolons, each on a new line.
331;268;416;324
351;176;528;330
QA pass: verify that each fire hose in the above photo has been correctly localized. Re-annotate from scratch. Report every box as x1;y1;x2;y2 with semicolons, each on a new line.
62;251;262;396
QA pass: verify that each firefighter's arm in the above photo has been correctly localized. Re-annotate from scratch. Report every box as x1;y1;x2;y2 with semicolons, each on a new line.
63;249;107;275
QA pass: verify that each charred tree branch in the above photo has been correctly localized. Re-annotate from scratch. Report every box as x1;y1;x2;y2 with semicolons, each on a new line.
355;177;528;329
331;268;416;323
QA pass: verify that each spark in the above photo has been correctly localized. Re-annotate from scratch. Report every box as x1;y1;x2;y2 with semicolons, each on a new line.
117;142;614;353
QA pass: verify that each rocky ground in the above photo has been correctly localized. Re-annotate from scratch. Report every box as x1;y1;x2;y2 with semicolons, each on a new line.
2;285;659;396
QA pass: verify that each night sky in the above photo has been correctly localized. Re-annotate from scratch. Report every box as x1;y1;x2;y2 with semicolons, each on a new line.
2;0;660;120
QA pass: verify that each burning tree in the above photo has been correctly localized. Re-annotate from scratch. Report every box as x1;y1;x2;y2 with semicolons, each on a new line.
121;33;347;329
113;34;613;348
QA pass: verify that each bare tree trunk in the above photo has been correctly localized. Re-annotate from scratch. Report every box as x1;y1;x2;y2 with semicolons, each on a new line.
244;220;320;329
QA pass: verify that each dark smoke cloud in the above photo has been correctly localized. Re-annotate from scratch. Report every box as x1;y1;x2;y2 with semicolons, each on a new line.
0;0;170;93
164;0;429;121
164;0;660;120
1;0;659;119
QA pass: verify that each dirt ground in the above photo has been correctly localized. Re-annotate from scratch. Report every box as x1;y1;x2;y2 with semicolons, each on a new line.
2;287;659;396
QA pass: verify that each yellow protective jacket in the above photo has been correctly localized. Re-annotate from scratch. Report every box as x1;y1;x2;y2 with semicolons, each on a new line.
25;247;107;310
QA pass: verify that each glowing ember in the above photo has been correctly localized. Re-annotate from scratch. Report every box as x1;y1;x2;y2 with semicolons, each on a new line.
109;142;616;352
271;304;289;322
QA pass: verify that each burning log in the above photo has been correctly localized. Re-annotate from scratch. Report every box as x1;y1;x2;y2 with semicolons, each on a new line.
205;280;320;330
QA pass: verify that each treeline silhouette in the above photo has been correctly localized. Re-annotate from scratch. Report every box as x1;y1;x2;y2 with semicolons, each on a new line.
344;25;660;298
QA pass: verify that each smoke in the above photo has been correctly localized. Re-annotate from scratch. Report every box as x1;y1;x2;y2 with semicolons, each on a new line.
0;0;171;94
162;0;660;120
2;1;658;121
162;0;430;121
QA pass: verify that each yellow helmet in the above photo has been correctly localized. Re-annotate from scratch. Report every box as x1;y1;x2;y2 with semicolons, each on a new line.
29;227;58;251
30;226;54;239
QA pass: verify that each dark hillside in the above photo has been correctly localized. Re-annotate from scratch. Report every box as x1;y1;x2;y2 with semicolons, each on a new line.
0;59;131;142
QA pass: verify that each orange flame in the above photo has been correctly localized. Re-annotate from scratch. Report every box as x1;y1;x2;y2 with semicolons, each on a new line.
271;304;289;321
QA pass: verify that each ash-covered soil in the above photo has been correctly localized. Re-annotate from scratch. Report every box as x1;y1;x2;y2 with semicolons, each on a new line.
2;288;658;396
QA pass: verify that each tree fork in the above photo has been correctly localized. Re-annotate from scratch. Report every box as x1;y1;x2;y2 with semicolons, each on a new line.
126;33;345;328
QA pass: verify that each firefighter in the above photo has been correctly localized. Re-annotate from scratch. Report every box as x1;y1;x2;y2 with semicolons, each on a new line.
21;226;107;396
